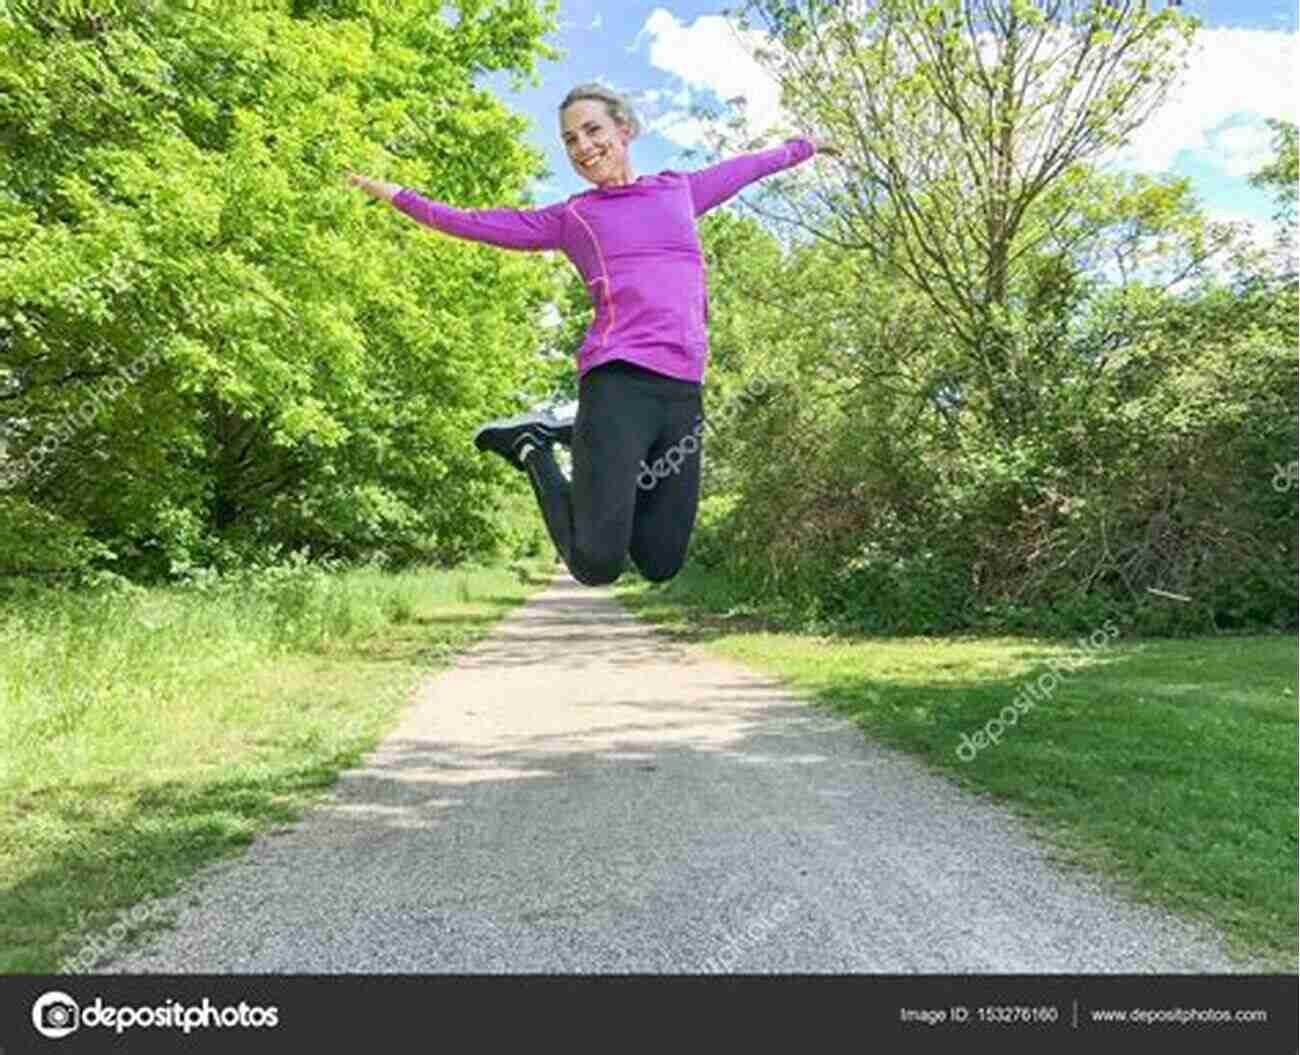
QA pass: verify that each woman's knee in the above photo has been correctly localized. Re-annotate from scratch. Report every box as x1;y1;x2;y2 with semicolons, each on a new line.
634;554;684;583
571;546;625;586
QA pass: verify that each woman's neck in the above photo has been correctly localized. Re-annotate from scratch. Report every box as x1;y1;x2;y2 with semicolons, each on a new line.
597;164;636;189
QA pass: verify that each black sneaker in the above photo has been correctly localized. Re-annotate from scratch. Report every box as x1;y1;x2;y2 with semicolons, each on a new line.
551;414;574;448
536;407;575;447
473;411;569;470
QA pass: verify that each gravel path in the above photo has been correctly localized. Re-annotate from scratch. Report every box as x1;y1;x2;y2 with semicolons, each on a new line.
102;574;1261;973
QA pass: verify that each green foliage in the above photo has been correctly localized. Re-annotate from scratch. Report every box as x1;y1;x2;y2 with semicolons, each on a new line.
0;559;543;973
728;0;1200;443
1249;119;1298;215
690;149;1297;637
1247;118;1297;274
0;0;560;576
669;3;1298;638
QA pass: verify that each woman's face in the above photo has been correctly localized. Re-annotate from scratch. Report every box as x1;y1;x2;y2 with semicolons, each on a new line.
560;99;630;186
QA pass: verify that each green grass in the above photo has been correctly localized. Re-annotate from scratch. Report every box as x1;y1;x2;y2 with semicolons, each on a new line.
616;574;1299;972
0;559;555;974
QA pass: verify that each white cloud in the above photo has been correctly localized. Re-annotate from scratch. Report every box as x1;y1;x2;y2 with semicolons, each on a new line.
645;111;711;149
1208;120;1279;179
1112;29;1296;176
633;9;791;147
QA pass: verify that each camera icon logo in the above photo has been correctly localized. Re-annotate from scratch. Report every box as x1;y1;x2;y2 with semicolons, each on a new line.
32;991;80;1039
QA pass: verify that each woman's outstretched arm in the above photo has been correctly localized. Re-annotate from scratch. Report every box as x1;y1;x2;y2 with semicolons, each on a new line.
685;137;836;218
346;172;564;251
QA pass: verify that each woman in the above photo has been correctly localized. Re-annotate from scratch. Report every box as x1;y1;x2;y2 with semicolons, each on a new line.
346;83;833;586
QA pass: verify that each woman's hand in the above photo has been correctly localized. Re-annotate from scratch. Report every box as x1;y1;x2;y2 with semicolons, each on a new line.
806;136;841;157
344;171;401;203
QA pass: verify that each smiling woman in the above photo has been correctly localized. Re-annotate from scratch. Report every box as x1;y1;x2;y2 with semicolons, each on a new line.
345;81;830;589
558;82;642;190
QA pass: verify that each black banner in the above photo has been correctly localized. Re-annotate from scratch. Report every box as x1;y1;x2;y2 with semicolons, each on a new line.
2;974;1295;1053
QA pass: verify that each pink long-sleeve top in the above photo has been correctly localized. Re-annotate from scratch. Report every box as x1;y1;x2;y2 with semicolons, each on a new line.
391;138;817;384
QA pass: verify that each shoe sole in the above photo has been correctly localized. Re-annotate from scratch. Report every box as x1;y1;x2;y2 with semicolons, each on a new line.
473;413;573;450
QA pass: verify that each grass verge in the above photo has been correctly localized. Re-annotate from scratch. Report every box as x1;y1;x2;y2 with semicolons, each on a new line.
615;573;1298;972
0;560;554;974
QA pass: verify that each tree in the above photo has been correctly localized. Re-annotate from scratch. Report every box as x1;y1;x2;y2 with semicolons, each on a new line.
691;193;1296;632
0;0;561;575
1249;119;1298;218
1248;118;1297;280
718;0;1199;439
675;1;1294;632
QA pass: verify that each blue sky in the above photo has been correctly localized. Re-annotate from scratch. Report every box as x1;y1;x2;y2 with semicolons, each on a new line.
481;1;1297;231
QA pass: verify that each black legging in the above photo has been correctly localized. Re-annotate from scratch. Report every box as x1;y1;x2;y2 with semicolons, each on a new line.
522;359;704;586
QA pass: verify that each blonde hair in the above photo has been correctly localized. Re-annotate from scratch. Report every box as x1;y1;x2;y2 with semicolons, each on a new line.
559;82;641;139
